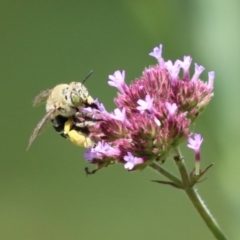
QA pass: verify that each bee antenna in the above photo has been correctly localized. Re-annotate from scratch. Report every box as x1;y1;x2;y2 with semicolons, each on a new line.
82;70;93;85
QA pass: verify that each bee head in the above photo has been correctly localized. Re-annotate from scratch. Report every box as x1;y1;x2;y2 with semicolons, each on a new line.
67;82;89;107
66;71;94;107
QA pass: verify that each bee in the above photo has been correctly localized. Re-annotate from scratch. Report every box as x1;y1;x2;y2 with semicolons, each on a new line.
27;71;96;150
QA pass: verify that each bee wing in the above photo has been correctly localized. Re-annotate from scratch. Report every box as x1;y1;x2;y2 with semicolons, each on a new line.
32;89;52;107
26;109;55;151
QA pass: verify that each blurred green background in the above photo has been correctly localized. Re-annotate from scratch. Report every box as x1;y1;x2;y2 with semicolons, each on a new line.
1;1;240;239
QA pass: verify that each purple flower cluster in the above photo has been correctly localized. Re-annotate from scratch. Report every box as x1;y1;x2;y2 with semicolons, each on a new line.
80;44;214;171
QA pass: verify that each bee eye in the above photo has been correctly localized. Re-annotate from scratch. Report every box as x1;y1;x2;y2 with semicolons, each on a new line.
70;92;81;106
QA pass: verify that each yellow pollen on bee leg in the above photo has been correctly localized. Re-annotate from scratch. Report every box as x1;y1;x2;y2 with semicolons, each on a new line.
64;119;73;134
63;119;93;148
67;129;93;148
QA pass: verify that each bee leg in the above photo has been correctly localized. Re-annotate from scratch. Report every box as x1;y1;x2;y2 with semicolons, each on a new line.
84;167;98;176
64;118;95;147
67;129;93;148
74;114;98;128
63;118;73;135
75;121;96;128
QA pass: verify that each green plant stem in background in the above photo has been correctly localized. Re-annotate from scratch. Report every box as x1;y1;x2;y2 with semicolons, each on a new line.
149;149;228;240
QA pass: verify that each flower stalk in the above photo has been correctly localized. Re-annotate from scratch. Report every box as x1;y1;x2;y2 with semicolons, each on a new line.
149;149;228;240
185;187;227;240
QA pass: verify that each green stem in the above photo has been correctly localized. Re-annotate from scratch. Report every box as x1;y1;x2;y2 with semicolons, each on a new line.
185;187;228;240
173;148;228;240
149;162;183;188
173;149;191;188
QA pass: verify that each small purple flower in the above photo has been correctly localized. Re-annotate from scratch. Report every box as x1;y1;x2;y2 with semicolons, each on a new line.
149;44;165;68
207;71;215;89
108;70;128;93
84;145;102;162
191;64;205;82
137;94;154;114
109;108;128;123
82;106;94;114
165;102;178;117
187;134;203;175
93;99;107;113
178;56;192;80
123;152;144;170
84;141;120;162
81;99;107;121
165;60;181;85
